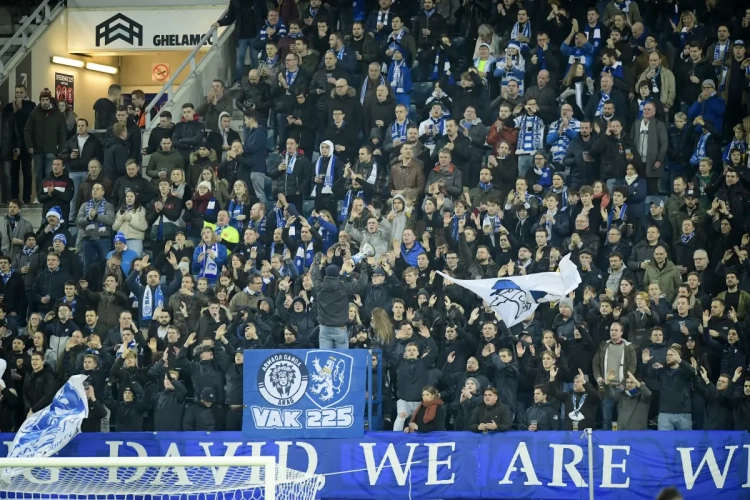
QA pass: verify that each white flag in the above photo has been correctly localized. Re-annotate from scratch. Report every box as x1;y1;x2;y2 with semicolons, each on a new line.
437;254;582;327
2;375;88;480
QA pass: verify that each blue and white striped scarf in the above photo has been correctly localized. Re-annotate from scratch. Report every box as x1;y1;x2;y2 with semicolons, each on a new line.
550;118;580;162
86;198;107;229
595;91;610;117
515;115;544;154
722;139;748;163
690;132;710;166
510;21;531;50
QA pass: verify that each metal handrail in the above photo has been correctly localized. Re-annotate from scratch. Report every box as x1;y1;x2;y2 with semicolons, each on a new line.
0;0;63;76
144;7;230;131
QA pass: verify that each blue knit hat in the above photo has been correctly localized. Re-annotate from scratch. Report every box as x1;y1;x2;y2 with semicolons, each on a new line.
114;232;127;245
46;206;62;220
53;233;67;246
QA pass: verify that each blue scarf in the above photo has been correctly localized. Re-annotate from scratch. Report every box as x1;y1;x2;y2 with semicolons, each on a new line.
650;66;661;93
552;186;570;212
681;232;695;245
484;214;502;234
62;296;76;316
690;132;710;165
315;155;335;192
285;152;297;175
714;40;730;76
596;91;610;117
336;46;346;61
615;0;631;11
360;75;386;105
87;198;107;229
22;245;37;257
141;283;164;322
261;274;275;293
607;203;627;230
424;8;435;18
723;139;748;163
285;70;298;87
510;21;531;50
200;243;220;280
248;215;266;236
637;97;652;119
479;182;493;191
450;214;466;241
274;207;286;229
603;61;623;80
583;22;603;52
535;46;547;70
270;242;287;259
339;188;364;222
228;199;245;232
389;59;407;93
264;54;279;66
431;49;453;82
294;241;315;273
391;120;408;143
0;269;13;284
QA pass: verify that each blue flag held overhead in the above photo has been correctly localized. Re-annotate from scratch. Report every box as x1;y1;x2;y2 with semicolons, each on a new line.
438;254;581;327
2;374;88;480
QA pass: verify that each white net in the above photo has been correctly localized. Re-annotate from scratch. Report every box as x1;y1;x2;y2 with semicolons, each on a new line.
0;458;324;500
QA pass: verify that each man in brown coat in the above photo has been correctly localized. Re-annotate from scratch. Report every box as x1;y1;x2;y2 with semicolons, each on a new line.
388;142;425;196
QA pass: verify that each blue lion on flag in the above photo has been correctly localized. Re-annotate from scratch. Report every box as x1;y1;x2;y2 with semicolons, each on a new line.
490;280;549;320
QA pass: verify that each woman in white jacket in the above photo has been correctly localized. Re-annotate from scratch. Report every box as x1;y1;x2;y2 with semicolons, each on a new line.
112;190;148;257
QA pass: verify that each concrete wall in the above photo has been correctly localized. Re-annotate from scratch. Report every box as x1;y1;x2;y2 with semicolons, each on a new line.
118;50;205;91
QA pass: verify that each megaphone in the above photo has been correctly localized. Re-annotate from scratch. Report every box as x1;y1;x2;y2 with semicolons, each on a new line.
351;243;375;266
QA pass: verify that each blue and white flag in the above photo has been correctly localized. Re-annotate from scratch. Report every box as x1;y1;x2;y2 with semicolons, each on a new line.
438;254;581;327
2;375;88;478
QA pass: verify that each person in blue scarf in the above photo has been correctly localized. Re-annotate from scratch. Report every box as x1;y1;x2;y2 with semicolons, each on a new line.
127;254;183;328
600;185;633;239
332;167;375;222
312;140;345;217
387;46;413;107
284;216;323;274
192;228;228;285
583;7;608;56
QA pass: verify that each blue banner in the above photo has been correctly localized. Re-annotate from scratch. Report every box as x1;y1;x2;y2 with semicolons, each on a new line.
1;431;748;499
243;349;368;439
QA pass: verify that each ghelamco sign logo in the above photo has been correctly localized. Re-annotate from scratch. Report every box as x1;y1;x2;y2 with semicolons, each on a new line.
95;13;143;47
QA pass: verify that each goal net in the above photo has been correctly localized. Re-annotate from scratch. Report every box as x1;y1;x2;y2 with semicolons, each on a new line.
0;456;324;500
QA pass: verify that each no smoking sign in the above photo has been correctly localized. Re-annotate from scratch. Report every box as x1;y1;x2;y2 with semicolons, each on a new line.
152;63;169;82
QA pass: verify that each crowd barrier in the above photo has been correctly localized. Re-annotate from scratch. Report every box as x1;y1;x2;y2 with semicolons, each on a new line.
1;431;748;499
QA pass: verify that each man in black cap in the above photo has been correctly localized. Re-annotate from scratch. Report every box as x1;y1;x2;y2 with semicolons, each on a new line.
311;252;368;348
183;387;223;431
673;189;706;239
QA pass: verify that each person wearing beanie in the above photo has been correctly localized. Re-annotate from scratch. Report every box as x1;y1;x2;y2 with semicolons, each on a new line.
184;181;220;241
551;296;577;339
37;156;74;226
311;252;367;348
105;232;139;275
643;343;696;430
23;88;67;197
187;139;217;188
35;205;73;251
686;78;726;135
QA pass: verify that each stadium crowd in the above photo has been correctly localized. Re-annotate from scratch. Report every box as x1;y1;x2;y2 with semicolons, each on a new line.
0;0;750;435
